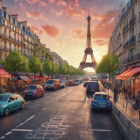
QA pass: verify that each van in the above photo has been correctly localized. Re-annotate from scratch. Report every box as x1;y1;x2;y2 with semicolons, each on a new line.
46;79;60;91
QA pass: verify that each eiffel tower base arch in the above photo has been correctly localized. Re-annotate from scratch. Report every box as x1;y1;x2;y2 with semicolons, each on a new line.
79;62;97;70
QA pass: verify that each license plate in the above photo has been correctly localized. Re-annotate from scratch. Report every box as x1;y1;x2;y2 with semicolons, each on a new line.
99;103;106;104
100;106;105;107
91;90;95;91
27;93;32;95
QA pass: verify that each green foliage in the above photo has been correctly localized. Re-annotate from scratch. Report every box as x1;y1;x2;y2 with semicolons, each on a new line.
96;53;119;74
43;60;52;75
33;39;53;60
52;63;59;74
28;57;42;73
2;51;28;75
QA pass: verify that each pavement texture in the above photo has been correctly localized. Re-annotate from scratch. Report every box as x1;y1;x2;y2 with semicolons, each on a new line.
0;84;125;140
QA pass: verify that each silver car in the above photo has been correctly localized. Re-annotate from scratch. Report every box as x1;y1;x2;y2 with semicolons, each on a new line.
60;81;66;88
74;80;80;86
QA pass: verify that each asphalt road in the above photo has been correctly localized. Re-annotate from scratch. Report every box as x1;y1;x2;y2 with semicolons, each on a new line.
0;84;125;140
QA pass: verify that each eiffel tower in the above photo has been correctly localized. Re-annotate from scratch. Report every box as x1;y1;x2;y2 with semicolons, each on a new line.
79;13;97;70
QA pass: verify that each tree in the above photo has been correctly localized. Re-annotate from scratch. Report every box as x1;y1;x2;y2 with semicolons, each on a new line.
43;60;52;76
28;57;42;81
3;51;28;75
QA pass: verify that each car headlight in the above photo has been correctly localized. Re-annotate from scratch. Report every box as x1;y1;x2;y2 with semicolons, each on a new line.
0;105;3;108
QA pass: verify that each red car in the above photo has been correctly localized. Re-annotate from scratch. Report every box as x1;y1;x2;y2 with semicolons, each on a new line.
23;85;44;99
67;80;74;86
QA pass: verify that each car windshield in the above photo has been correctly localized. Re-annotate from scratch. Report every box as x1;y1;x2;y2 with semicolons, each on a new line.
27;85;37;90
46;80;54;84
88;82;98;87
0;95;10;102
75;80;79;82
94;95;109;100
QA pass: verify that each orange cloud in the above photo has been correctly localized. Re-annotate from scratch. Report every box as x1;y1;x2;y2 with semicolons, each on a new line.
93;39;109;46
91;9;120;39
48;0;66;6
31;26;43;35
25;0;47;6
56;39;65;45
19;3;43;19
42;25;61;38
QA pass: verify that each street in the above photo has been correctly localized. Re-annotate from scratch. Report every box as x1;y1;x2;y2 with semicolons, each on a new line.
0;84;125;140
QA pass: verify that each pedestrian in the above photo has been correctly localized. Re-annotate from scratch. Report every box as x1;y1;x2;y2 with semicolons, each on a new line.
135;90;140;121
114;85;118;102
11;85;15;93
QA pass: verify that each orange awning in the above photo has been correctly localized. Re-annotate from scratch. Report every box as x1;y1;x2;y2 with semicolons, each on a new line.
116;68;133;80
116;67;140;80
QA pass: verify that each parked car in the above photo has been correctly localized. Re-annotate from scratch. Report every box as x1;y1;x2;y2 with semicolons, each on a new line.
74;80;80;86
60;81;66;88
79;79;83;84
91;92;112;111
0;94;25;116
86;81;100;94
83;77;89;81
67;80;74;86
46;79;60;90
41;82;47;88
23;85;44;99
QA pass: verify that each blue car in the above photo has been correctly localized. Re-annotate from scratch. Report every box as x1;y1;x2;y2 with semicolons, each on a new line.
0;94;25;116
91;92;111;111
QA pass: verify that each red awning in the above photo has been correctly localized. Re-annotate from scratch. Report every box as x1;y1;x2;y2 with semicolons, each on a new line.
29;76;47;80
0;69;11;78
116;68;132;80
18;75;31;81
116;67;140;80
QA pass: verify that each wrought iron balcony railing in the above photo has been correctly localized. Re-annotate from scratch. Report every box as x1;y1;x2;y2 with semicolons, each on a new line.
129;36;136;46
123;41;128;49
123;24;128;33
129;15;136;27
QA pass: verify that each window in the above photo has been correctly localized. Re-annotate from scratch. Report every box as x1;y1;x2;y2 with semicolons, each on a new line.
3;11;6;18
22;26;25;32
14;33;16;40
18;46;19;51
9;43;11;50
14;45;16;50
9;30;11;37
9;15;10;21
13;18;15;25
17;35;19;41
4;41;7;47
4;29;6;35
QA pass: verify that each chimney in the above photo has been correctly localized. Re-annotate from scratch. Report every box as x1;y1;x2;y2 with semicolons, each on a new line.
20;21;27;28
27;26;30;31
2;7;7;12
12;14;18;20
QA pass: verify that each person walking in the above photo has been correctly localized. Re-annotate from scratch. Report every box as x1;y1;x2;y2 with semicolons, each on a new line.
114;85;118;102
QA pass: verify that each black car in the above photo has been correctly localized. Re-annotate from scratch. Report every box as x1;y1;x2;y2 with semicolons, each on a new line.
83;81;90;87
86;81;100;94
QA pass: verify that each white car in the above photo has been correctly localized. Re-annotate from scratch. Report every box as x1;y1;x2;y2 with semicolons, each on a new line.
74;80;80;86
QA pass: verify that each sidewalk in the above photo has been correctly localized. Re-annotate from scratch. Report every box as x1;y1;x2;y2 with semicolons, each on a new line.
100;82;140;128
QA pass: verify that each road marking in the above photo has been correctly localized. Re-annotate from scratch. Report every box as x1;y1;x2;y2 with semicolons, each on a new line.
5;131;12;135
42;108;46;110
0;136;5;139
17;113;22;116
26;102;31;104
12;129;33;132
15;115;35;128
88;129;111;132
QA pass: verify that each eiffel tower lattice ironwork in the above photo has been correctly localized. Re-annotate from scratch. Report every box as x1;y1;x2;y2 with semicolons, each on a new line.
79;14;97;70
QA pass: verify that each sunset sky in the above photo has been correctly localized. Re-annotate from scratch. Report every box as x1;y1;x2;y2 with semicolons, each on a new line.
3;0;128;72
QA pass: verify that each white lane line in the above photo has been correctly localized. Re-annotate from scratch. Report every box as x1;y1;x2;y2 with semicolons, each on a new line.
0;136;5;139
17;113;22;116
5;131;12;135
25;102;31;105
88;129;111;132
42;108;46;110
15;115;35;128
12;129;33;132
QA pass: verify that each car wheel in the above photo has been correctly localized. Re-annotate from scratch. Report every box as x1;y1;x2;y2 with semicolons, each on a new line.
4;108;9;116
20;102;24;110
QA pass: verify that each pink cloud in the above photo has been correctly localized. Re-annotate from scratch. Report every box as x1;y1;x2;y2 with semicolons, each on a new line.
19;3;43;19
42;25;61;38
48;0;66;6
31;26;43;35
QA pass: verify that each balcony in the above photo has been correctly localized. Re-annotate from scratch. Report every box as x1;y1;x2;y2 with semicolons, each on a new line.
129;36;136;46
123;24;128;33
129;15;136;27
123;41;128;49
4;46;9;51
